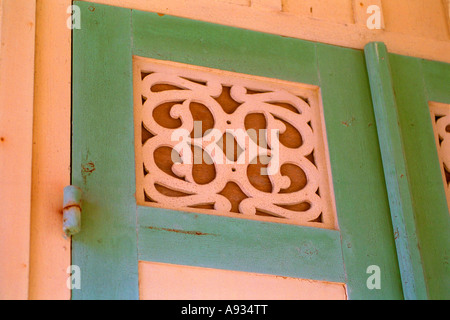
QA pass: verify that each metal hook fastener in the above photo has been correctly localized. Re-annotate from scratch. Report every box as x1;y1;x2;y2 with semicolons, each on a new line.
63;186;82;236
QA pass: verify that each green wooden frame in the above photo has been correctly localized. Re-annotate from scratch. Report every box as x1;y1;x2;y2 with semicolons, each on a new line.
365;43;450;300
72;2;403;299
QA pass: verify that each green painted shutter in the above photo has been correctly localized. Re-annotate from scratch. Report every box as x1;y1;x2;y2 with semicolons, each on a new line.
72;2;412;300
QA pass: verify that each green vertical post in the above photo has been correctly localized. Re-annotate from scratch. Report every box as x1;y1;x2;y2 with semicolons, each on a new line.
317;43;403;299
364;42;428;299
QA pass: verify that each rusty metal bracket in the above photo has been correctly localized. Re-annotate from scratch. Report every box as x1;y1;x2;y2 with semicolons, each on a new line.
63;185;82;236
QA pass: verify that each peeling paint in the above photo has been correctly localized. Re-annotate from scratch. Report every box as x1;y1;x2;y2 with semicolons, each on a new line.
81;152;95;185
394;229;400;240
341;116;356;127
296;242;319;258
81;161;95;174
146;226;218;236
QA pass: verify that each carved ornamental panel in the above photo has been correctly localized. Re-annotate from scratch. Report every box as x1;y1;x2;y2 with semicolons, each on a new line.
133;56;337;229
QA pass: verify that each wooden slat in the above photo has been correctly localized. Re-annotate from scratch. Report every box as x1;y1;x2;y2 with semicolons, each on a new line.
28;0;72;300
72;2;138;299
364;42;428;300
131;9;319;85
0;0;36;300
139;261;347;300
138;206;346;283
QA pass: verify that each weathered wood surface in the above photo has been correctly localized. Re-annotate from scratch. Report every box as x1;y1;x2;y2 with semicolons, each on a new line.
365;42;428;300
72;2;404;299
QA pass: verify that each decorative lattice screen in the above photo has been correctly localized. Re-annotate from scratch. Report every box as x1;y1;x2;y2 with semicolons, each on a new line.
133;56;337;229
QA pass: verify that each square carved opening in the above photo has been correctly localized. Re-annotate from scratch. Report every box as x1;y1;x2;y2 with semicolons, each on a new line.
133;56;337;229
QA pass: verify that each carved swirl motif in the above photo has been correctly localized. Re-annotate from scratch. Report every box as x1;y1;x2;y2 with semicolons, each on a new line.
430;102;450;208
134;57;336;227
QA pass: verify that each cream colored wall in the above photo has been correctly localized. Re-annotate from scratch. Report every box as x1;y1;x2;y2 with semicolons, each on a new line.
0;0;36;300
28;0;72;300
0;0;71;301
0;0;449;299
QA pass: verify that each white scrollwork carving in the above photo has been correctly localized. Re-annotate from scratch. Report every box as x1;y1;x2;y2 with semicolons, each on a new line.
133;57;337;228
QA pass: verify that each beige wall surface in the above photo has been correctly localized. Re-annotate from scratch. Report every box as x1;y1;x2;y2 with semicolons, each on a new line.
28;0;72;300
0;0;449;299
0;0;36;300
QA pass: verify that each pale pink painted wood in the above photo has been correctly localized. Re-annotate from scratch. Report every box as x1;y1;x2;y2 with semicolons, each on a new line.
282;0;354;24
251;0;281;11
382;0;449;41
139;261;347;300
28;0;72;300
217;0;250;6
444;0;450;36
0;0;36;300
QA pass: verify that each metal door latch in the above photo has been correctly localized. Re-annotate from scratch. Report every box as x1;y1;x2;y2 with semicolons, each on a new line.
63;185;82;236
